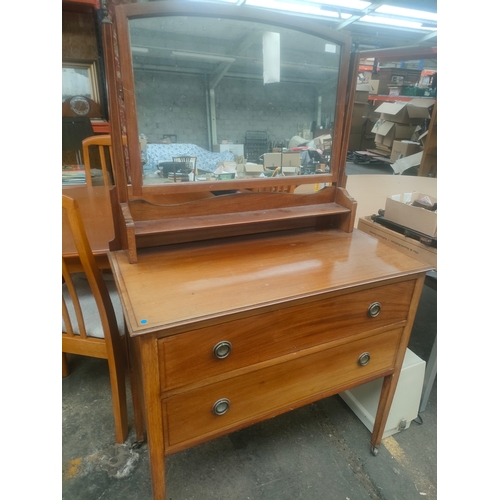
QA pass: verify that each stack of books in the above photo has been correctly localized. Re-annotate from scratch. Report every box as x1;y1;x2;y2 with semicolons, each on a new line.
62;166;86;185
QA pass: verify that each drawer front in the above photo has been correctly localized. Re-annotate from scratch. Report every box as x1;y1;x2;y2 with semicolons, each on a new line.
164;328;402;446
159;280;414;391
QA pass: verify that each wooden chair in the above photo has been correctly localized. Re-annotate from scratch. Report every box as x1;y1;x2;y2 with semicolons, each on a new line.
62;194;129;443
171;155;197;181
82;134;127;186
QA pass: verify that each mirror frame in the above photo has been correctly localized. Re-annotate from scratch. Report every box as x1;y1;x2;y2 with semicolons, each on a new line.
112;0;354;196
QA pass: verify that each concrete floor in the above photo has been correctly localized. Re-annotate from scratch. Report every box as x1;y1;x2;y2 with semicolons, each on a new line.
62;162;437;500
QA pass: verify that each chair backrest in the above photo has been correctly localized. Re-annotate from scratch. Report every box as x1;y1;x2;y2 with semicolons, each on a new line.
82;135;127;186
172;156;197;173
62;195;122;352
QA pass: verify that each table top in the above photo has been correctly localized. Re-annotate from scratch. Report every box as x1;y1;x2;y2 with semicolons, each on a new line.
108;228;430;337
62;185;115;259
62;184;215;260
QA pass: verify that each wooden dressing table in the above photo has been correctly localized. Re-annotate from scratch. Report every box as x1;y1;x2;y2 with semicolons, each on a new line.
109;225;428;500
98;3;432;498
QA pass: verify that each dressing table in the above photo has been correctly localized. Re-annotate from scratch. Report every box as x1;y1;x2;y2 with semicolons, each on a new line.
101;3;431;499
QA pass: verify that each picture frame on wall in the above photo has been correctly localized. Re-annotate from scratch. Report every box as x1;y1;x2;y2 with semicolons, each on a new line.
62;61;100;105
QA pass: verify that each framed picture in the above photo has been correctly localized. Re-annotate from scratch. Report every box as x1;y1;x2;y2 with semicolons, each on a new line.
62;61;100;104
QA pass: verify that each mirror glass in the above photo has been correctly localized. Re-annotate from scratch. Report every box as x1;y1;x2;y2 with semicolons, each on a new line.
128;14;342;183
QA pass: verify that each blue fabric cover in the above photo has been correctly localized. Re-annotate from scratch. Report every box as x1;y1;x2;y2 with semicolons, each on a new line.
143;143;235;173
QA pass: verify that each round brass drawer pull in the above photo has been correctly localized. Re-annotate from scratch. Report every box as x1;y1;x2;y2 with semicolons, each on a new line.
213;341;232;359
212;398;230;416
358;352;371;366
367;302;381;317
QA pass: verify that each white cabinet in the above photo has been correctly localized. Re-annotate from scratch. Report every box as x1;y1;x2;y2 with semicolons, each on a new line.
213;143;245;156
339;348;425;438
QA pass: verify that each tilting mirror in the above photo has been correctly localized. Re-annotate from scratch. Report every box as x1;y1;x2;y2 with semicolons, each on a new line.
113;1;353;190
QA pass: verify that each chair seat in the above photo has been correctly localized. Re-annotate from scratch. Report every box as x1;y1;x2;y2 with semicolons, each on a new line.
63;273;125;338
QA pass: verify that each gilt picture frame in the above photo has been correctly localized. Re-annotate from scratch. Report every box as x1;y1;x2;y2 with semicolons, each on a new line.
62;61;100;104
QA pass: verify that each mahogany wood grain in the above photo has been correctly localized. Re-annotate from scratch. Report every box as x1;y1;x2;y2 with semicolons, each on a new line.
121;187;356;262
128;335;145;443
127;187;338;221
370;272;426;449
109;229;429;335
164;328;402;446
159;280;414;392
138;336;166;500
105;5;432;498
101;19;130;205
112;228;430;500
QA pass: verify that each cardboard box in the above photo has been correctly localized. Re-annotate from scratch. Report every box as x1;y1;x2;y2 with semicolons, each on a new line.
282;166;300;175
391;152;423;175
357;216;437;268
356;83;371;92
339;348;426;439
384;192;437;238
263;153;281;168
369;80;380;95
281;152;301;167
390;141;422;162
216;161;237;172
313;134;332;149
371;120;416;150
374;99;435;124
355;84;371;103
244;164;264;176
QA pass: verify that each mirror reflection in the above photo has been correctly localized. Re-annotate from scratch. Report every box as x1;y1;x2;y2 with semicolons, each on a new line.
129;15;341;183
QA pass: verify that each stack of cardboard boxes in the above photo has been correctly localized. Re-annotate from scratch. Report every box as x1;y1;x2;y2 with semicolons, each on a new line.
262;151;302;175
370;99;435;162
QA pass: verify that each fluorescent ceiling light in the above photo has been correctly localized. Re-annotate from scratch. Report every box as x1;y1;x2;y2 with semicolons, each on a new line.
131;46;149;53
375;5;437;22
246;0;346;19
171;51;236;63
360;15;423;29
310;0;371;9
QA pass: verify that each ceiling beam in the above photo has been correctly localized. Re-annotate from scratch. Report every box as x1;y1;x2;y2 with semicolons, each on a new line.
335;1;384;31
359;45;437;62
209;31;261;89
417;31;438;43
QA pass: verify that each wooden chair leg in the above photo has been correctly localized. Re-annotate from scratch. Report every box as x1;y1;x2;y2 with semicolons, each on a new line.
107;354;129;444
62;353;70;378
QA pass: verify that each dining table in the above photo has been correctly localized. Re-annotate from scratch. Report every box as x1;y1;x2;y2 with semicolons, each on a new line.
62;184;116;272
62;183;216;271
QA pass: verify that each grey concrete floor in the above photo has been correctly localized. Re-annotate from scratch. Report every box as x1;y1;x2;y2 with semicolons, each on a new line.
62;162;437;499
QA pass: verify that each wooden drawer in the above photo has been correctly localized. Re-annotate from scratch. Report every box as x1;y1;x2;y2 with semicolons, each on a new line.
163;327;402;446
159;280;414;391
